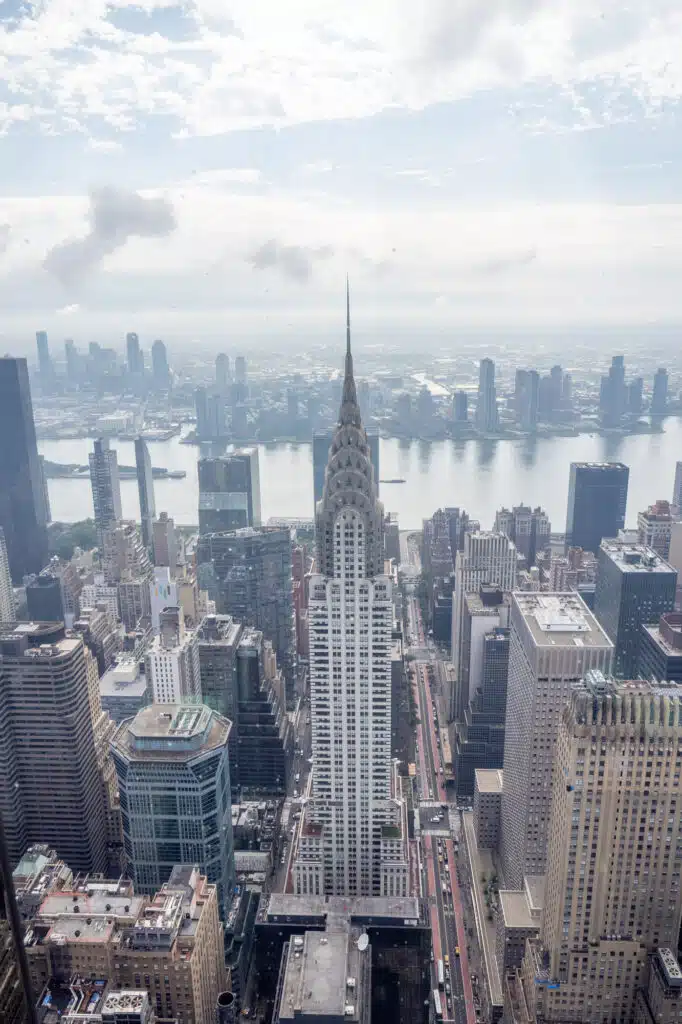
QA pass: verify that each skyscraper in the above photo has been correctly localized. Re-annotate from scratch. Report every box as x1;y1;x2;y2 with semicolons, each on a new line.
0;358;49;580
150;338;169;387
599;354;628;425
494;505;551;566
594;539;677;678
0;811;36;1024
64;338;79;381
565;462;629;554
111;703;235;912
0;529;15;622
125;331;143;375
313;428;380;509
453;390;469;423
671;461;682;512
198;450;261;534
513;673;682;1024
134;438;156;550
196;526;297;706
35;330;52;381
215;352;230;392
145;606;201;703
514;369;539;429
89;438;122;548
293;283;407;897
500;593;613;888
234;356;247;384
0;623;110;873
651;366;669;415
475;357;499;433
637;499;675;558
152;511;178;576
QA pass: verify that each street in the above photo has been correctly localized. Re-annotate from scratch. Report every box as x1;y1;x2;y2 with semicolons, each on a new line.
405;535;476;1024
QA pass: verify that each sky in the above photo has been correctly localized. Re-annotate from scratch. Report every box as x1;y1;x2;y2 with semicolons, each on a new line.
1;0;682;348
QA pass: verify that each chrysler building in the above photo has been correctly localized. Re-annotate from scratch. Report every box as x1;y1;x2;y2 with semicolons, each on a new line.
293;282;409;897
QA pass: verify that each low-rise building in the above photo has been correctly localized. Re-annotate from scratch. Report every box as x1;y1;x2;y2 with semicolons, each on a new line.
474;769;503;850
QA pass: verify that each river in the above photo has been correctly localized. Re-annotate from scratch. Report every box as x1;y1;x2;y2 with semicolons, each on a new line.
38;420;682;532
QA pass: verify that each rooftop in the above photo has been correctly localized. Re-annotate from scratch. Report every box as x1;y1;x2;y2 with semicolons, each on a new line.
112;703;230;760
499;890;537;931
475;768;503;795
643;613;682;656
260;893;424;926
99;659;147;697
38;890;143;921
278;930;360;1020
514;593;612;650
600;540;676;575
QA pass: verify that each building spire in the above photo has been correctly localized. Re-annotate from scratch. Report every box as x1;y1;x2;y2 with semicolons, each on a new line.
339;276;361;427
346;274;351;359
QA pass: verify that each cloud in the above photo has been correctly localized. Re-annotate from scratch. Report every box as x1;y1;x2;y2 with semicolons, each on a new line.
0;223;10;255
44;187;176;285
248;239;333;282
56;303;80;315
87;138;124;153
416;0;544;68
474;246;538;274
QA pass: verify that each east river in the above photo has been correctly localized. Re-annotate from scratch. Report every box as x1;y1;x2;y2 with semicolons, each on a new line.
38;419;682;532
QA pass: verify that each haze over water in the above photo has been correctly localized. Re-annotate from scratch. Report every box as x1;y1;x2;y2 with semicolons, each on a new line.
39;419;682;532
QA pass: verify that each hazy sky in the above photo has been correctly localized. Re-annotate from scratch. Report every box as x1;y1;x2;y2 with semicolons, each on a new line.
1;0;682;346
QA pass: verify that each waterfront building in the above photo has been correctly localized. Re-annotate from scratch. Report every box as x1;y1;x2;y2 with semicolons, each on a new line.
134;438;156;550
565;462;629;554
89;438;123;549
150;338;169;387
475;357;499;433
651;366;669;415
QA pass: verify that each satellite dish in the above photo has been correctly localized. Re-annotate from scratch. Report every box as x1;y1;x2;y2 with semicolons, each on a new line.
357;933;369;952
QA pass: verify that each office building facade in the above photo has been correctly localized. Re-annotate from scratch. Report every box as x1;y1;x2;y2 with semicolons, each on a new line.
198;450;261;534
455;623;510;798
637;500;675;558
293;292;407;898
0;358;49;580
0;529;15;622
196;526;297;706
500;594;613;888
565;462;629;554
150;339;169;387
0;623;110;873
134;438;156;550
639;613;682;683
494;505;551;567
112;704;235;912
89;438;123;548
514;674;682;1024
152;512;178;576
0;815;35;1024
594;539;677;678
145;606;201;704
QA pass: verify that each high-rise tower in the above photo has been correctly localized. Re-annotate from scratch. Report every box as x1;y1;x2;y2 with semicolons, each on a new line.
293;282;407;898
134;437;156;550
89;438;122;548
0;358;49;580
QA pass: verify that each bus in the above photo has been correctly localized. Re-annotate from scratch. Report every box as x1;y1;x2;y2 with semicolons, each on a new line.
433;989;443;1021
437;958;445;990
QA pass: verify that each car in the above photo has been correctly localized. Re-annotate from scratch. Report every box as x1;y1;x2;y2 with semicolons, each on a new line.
444;954;449;965
439;767;444;775
294;772;300;783
430;950;434;962
446;984;451;996
454;946;460;957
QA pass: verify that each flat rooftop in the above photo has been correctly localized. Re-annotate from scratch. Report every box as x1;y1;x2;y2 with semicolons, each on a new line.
261;893;424;925
643;621;682;657
99;659;147;696
46;915;116;944
112;703;230;760
513;593;612;650
600;540;676;575
39;891;143;919
524;875;545;916
278;930;355;1020
475;769;504;794
499;890;536;931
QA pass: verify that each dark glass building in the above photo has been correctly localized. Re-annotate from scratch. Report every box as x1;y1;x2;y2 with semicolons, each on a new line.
198;451;260;534
565;462;629;554
196;528;297;706
134;437;156;550
639;613;682;683
25;574;64;623
595;540;677;678
454;626;510;798
0;359;48;581
196;615;293;798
